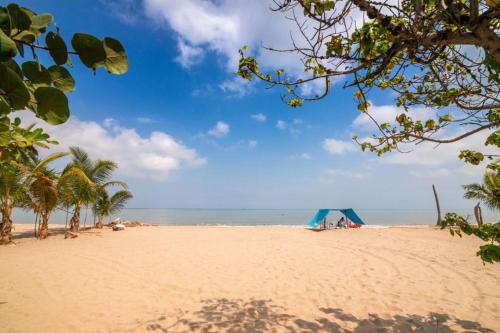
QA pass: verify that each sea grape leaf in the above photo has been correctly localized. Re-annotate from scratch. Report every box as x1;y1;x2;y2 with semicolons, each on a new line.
48;65;75;92
34;86;69;124
3;59;22;77
71;33;106;69
46;32;68;65
22;61;52;87
0;7;11;35
30;13;53;31
7;3;32;32
103;37;128;74
0;29;16;61
0;63;30;109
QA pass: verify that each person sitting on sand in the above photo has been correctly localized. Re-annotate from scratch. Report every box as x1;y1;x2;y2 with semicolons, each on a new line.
337;217;346;229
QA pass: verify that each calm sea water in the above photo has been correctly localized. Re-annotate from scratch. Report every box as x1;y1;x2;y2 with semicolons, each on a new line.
12;208;500;226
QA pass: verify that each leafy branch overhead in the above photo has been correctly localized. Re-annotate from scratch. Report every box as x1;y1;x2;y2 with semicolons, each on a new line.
236;0;500;167
0;3;128;126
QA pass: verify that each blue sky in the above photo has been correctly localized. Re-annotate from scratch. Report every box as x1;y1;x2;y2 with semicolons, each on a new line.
15;0;494;210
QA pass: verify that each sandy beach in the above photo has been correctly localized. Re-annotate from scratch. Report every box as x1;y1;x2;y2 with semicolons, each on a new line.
0;224;499;333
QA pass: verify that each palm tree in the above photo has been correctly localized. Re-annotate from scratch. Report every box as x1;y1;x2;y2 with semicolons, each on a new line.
463;171;500;212
94;188;133;228
0;164;25;243
23;153;68;239
59;147;124;232
0;152;66;243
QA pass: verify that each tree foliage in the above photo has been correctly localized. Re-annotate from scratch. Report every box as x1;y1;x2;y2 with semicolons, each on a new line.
237;0;500;166
442;212;500;264
0;2;128;166
463;170;500;210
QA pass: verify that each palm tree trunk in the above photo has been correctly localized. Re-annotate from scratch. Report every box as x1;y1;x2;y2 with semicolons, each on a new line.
83;206;88;231
96;215;104;229
39;213;49;239
34;212;39;238
65;208;69;230
69;205;81;232
432;184;442;226
0;203;13;244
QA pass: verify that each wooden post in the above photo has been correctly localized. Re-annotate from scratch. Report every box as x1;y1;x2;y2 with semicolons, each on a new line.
432;184;442;226
474;203;483;227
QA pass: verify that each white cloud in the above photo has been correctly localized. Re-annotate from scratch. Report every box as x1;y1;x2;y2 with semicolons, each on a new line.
353;102;436;131
322;138;357;155
142;0;331;79
175;38;204;69
290;153;311;160
382;128;494;167
218;77;251;97
208;121;230;138
276;119;310;137
248;140;258;149
251;113;266;122
18;112;206;180
326;169;371;179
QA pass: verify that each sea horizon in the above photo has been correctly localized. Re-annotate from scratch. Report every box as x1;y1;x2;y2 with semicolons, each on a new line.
12;207;500;226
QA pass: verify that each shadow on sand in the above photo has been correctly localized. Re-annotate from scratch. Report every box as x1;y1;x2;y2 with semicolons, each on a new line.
135;298;495;333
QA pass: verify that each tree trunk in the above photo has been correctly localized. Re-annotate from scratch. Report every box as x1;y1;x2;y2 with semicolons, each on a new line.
83;206;88;230
39;213;49;239
69;205;81;233
474;203;483;227
0;203;13;244
432;184;442;226
65;208;69;230
96;215;104;229
34;212;39;238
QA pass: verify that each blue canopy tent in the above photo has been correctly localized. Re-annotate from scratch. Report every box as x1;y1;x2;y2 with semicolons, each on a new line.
308;209;365;228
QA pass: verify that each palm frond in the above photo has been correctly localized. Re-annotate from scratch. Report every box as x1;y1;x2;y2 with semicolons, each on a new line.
92;160;118;184
108;190;133;215
32;152;69;173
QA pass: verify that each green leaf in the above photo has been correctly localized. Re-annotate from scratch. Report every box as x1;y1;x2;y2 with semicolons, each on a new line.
30;13;53;31
103;37;128;74
0;63;30;109
485;130;500;148
0;6;11;35
3;59;22;78
48;65;75;92
7;4;32;32
0;29;17;61
22;61;52;87
0;97;10;115
46;32;68;65
34;87;69;125
71;33;106;70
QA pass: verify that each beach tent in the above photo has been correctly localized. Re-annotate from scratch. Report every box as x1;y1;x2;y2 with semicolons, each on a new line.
308;209;365;228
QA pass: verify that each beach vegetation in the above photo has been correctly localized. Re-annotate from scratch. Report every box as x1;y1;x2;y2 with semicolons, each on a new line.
442;212;500;264
58;147;127;233
463;170;500;211
93;188;133;229
0;3;129;243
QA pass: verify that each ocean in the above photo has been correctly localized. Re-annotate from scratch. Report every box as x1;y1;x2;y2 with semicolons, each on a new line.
12;208;500;226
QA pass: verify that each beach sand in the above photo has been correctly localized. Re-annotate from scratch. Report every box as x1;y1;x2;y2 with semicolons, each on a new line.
0;224;499;333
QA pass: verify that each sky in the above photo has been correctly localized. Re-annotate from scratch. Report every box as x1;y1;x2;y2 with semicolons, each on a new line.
13;0;495;210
